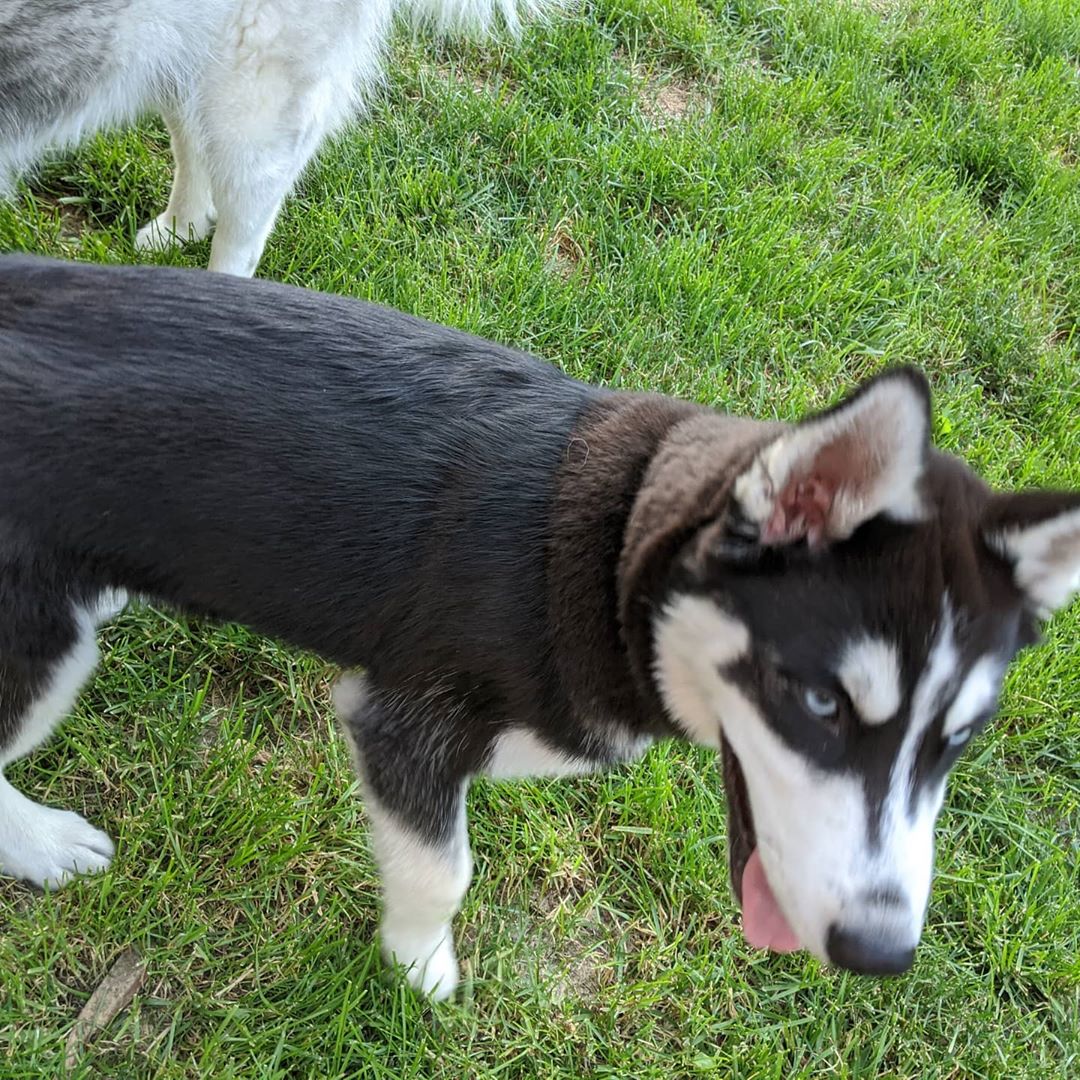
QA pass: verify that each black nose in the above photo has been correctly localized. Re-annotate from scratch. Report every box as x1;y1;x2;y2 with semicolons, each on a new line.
827;925;915;976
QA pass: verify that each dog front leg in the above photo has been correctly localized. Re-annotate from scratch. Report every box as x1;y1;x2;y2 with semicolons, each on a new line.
0;589;123;888
333;675;472;1000
366;781;471;1000
134;104;216;253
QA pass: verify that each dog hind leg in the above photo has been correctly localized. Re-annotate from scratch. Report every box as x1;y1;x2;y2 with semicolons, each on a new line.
0;584;123;889
334;675;473;1000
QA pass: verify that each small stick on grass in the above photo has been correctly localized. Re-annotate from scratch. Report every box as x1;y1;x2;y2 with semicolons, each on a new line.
64;948;146;1071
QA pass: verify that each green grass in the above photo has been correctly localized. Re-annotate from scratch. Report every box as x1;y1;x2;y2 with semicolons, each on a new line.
1;0;1079;1075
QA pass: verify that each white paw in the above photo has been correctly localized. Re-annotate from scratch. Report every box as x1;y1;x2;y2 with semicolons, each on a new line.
135;211;214;251
383;929;460;1000
0;803;114;889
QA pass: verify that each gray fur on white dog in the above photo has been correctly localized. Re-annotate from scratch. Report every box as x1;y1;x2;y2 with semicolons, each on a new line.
0;0;554;275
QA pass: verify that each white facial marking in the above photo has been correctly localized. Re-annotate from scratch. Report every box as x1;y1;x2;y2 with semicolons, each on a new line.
653;594;865;957
652;593;970;963
837;637;902;726
653;595;750;749
892;602;958;804
718;686;867;960
865;600;961;939
942;655;1001;738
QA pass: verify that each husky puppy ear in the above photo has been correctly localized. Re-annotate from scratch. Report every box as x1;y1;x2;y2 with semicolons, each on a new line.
732;367;932;548
982;492;1080;617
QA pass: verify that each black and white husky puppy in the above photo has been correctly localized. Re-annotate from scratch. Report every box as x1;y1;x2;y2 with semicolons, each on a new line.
1;257;1077;999
0;0;550;276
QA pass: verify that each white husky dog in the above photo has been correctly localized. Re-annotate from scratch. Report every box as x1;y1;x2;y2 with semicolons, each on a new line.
0;0;551;275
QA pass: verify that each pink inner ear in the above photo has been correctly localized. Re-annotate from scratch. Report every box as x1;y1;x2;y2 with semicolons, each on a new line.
763;474;834;547
760;429;879;547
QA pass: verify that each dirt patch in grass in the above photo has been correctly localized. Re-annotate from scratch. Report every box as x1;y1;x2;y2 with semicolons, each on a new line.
626;61;710;128
419;50;512;99
1048;139;1078;169
32;191;93;239
520;896;612;1003
545;221;586;280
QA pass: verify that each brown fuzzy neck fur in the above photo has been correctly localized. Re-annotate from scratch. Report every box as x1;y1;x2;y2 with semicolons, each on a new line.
547;393;783;738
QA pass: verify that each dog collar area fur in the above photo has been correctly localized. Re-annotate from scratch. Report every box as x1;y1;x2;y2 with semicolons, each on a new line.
548;392;784;910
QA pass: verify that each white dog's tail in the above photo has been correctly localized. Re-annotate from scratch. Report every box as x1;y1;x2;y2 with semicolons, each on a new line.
404;0;569;36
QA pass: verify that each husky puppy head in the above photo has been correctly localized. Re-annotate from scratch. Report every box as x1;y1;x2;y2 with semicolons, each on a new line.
651;369;1080;974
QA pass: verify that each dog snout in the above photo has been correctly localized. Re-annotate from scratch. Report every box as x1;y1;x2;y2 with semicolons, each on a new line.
858;885;905;909
826;924;915;976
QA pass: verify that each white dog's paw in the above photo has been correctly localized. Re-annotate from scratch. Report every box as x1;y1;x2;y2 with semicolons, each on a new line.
0;802;114;889
135;211;215;251
383;929;460;1001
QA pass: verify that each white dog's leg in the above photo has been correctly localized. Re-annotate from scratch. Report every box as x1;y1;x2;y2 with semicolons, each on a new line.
196;3;392;276
135;105;217;251
203;112;328;277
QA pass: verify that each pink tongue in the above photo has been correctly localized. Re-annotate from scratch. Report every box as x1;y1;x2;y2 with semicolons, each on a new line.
741;848;801;953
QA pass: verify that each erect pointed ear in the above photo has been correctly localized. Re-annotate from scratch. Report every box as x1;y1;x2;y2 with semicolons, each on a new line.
982;491;1080;617
732;367;931;547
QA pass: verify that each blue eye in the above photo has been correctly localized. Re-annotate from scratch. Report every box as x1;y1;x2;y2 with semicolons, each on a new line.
944;726;973;749
803;687;839;719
